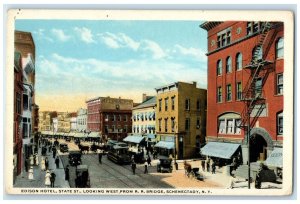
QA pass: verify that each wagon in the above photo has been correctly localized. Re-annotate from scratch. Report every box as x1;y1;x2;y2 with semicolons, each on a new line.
157;158;173;173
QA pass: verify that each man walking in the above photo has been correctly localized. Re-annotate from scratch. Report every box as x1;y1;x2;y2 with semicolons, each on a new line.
50;171;56;188
98;151;102;164
65;165;70;181
131;161;136;175
55;156;60;169
144;161;148;174
212;161;216;174
52;146;57;159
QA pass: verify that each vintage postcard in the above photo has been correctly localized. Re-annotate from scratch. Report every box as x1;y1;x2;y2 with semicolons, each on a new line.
5;9;294;196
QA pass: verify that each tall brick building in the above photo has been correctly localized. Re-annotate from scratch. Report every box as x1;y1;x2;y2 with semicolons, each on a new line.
86;97;133;141
200;22;283;166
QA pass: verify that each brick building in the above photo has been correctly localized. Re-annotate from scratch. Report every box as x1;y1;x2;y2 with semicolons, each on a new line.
155;82;207;159
200;22;283;166
86;97;133;141
13;51;24;180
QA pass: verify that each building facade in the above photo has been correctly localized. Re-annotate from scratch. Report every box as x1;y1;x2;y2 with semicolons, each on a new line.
200;21;283;164
15;30;38;175
77;108;87;132
69;112;77;132
86;97;133;140
155;82;207;159
13;51;24;178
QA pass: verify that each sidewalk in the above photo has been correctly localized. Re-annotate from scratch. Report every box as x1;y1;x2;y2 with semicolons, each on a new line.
14;146;70;188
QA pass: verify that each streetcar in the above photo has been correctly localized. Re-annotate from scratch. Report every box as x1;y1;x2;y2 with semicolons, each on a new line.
107;144;131;165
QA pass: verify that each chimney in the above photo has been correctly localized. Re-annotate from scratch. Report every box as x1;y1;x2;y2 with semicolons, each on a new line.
142;93;147;102
193;81;197;86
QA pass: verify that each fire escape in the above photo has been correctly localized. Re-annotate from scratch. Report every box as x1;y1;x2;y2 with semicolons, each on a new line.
240;22;278;132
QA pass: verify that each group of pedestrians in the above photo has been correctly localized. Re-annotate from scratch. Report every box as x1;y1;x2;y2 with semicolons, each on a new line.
131;154;152;175
201;159;216;174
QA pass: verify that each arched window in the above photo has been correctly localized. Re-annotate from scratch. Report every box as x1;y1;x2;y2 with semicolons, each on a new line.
252;46;262;61
276;38;284;58
217;60;222;75
218;112;241;135
236;52;242;70
226;56;232;73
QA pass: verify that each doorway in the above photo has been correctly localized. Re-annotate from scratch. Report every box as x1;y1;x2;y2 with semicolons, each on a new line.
249;134;267;162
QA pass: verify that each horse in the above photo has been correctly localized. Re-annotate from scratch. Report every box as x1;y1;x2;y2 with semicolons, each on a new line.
184;161;192;177
78;144;90;154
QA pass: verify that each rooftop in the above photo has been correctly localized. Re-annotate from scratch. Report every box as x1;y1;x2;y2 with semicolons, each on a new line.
132;96;156;110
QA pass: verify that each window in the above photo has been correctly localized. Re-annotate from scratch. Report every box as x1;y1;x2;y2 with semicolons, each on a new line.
118;115;121;121
124;125;127;133
159;99;162;112
277;73;283;95
165;118;168;132
255;78;262;98
185;118;190;131
253;46;263;61
23;94;29;110
171;118;175;132
165;98;168;111
217;60;222;75
217;30;231;48
226;84;232;101
218;119;226;134
196;118;200;129
276;38;284;58
124;115;127;122
159;119;162;132
171;97;175;110
23;123;28;138
185;99;190;110
217;87;222;103
247;22;261;35
277;112;283;135
16;93;21;114
197;99;200;111
235;119;241;134
112;115;115;122
226;57;232;73
236;53;242;70
236;82;242;100
226;119;234;134
105;125;109;133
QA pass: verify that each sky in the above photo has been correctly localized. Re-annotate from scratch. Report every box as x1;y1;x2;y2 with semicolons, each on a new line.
15;20;208;112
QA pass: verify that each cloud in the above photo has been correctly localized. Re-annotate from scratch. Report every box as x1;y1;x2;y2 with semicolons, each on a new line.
173;44;207;62
74;27;95;44
51;29;71;42
98;32;140;50
33;29;54;42
141;40;168;59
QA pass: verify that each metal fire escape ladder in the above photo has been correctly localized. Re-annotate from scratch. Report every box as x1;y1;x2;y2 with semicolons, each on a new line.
240;22;275;129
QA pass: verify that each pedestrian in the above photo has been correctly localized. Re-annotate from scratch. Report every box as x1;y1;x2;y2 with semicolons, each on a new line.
201;160;205;172
52;147;57;159
98;151;102;164
55;156;60;169
147;155;151;166
50;171;56;188
45;170;51;188
48;144;52;152
29;154;34;166
28;166;34;180
35;153;39;166
144;161;148;174
25;159;28;172
40;156;46;171
65;165;70;181
255;173;261;189
131;161;136;175
206;159;210;173
212;161;216;174
45;157;49;170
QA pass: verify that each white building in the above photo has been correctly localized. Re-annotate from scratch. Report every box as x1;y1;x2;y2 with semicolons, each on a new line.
70;116;77;132
77;108;87;132
52;117;58;133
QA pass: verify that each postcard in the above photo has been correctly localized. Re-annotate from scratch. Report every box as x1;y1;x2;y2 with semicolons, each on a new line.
5;9;294;196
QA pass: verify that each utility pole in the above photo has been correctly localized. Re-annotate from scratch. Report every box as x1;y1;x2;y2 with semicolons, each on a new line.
247;107;251;189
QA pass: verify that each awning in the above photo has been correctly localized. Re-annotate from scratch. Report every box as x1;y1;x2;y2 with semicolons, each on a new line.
154;141;174;149
146;134;156;139
67;132;76;137
88;132;101;138
201;142;240;159
74;132;86;138
265;148;282;168
123;135;145;144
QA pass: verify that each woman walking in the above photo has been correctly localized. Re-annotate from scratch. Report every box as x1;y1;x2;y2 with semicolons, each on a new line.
40;157;46;171
45;170;51;188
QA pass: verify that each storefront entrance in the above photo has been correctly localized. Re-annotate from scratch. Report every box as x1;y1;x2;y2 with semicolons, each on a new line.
249;134;267;162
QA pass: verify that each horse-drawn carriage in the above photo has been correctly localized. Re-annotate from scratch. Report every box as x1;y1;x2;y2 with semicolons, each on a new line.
78;144;90;153
184;161;204;181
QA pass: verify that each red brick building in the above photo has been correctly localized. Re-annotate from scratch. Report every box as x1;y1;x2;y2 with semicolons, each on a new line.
86;97;133;141
200;22;283;165
14;51;24;179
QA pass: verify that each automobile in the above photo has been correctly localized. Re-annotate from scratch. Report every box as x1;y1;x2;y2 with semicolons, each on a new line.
59;143;69;153
68;151;82;166
157;158;173;173
75;165;90;188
